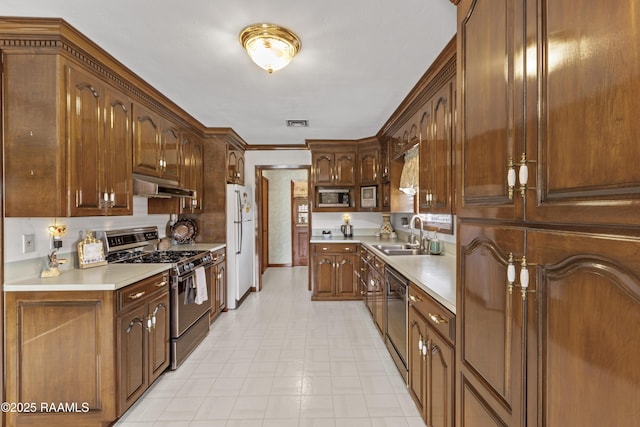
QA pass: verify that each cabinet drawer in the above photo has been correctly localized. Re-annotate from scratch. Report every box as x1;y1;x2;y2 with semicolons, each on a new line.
212;248;226;264
314;243;358;254
408;284;455;342
117;271;169;312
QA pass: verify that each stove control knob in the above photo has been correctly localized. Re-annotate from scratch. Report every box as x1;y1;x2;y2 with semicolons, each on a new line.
189;262;195;270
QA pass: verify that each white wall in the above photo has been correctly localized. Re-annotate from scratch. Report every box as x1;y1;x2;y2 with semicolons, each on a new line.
4;197;170;264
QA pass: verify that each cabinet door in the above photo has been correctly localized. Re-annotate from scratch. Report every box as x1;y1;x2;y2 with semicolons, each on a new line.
147;291;170;384
68;67;103;215
427;330;454;427
457;221;526;427
456;0;525;221
335;254;357;297
408;304;428;417
334;151;356;186
380;138;390;181
104;86;133;214
527;230;640;427
133;104;161;177
358;147;379;185
420;79;454;215
181;133;204;212
312;254;335;298
236;152;245;185
524;0;640;227
117;305;148;415
312;152;334;185
160;123;180;182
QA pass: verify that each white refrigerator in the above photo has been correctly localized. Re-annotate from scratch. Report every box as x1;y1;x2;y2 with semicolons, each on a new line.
226;184;255;309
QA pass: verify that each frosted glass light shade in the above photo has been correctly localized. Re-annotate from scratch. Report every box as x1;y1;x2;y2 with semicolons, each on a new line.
240;24;301;73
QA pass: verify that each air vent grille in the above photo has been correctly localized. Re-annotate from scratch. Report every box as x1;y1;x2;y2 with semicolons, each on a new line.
286;119;309;127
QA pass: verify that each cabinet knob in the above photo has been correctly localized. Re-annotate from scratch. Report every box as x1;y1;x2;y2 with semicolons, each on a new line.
155;281;168;287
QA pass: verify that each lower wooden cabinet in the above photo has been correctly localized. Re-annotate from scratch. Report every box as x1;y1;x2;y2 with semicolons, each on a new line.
116;272;170;416
210;248;227;321
4;271;170;427
310;243;360;300
361;249;385;334
408;284;455;427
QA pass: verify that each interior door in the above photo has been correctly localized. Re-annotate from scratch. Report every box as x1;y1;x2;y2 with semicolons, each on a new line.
261;176;269;273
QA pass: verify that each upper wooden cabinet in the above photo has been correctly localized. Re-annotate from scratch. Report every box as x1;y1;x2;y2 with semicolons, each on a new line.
227;148;245;185
180;130;204;212
419;75;455;216
68;66;133;216
312;150;357;187
133;104;181;183
457;0;640;227
358;142;380;186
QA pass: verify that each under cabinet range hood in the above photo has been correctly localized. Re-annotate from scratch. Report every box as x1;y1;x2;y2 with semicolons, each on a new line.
133;174;195;198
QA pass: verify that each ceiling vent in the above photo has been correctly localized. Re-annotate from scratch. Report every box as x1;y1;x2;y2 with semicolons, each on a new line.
286;119;309;127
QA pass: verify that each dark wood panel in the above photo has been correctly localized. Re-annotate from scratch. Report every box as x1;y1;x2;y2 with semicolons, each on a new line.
527;230;640;427
456;0;524;220
526;0;640;226
5;291;116;426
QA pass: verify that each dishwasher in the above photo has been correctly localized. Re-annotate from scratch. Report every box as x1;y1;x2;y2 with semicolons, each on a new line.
385;267;408;382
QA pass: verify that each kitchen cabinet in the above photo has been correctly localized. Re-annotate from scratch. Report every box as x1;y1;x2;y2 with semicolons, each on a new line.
454;2;640;424
133;104;181;183
68;66;133;216
310;243;360;300
3;54;134;217
311;149;356;187
457;221;640;427
3;271;170;427
227;148;245;185
408;283;455;427
181;130;204;212
209;248;226;321
116;272;170;416
357;143;380;186
419;76;455;216
362;249;385;335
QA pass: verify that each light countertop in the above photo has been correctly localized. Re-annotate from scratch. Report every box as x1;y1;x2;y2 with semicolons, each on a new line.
4;242;226;292
310;235;456;313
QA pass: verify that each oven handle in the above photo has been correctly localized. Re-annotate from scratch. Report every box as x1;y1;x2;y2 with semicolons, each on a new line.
174;263;214;283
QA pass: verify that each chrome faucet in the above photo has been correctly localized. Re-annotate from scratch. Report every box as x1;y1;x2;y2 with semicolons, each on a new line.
409;214;424;249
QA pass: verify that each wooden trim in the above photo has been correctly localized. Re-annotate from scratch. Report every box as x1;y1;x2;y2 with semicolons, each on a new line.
245;144;308;150
377;35;456;138
268;263;293;267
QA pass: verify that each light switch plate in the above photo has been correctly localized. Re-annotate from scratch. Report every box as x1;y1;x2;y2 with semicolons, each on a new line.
23;233;36;253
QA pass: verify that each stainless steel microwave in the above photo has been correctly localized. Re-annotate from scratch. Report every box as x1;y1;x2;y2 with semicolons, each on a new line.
317;188;350;207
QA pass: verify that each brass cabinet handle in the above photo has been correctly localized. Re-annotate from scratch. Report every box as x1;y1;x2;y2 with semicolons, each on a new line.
128;291;146;300
429;313;447;324
409;294;422;303
155;281;168;287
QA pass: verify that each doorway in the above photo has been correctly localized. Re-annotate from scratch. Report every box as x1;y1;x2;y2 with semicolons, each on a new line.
256;165;310;289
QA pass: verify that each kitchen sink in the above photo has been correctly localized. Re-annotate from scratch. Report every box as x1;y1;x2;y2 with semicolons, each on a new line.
372;244;426;256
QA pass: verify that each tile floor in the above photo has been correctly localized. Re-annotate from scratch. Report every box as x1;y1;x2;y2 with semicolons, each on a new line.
115;266;424;427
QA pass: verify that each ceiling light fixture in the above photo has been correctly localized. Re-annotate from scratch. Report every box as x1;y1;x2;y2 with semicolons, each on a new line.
239;23;301;74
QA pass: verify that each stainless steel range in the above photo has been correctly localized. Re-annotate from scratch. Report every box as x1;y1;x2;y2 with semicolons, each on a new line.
102;227;213;370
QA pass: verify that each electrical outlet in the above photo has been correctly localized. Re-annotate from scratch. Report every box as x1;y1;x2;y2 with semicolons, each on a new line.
23;233;36;253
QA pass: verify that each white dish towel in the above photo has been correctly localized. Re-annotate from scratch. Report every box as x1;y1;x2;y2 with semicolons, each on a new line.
194;266;208;305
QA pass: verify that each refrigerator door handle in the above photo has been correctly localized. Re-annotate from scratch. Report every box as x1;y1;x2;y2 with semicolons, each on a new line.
237;221;243;255
236;190;243;223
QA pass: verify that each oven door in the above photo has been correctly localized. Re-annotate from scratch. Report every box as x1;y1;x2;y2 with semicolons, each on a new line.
171;264;212;338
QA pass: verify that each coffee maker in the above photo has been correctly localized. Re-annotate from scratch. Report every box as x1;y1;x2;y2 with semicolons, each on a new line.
340;214;353;238
341;223;353;238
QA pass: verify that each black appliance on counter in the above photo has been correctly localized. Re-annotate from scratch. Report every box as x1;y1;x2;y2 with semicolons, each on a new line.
102;227;213;370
